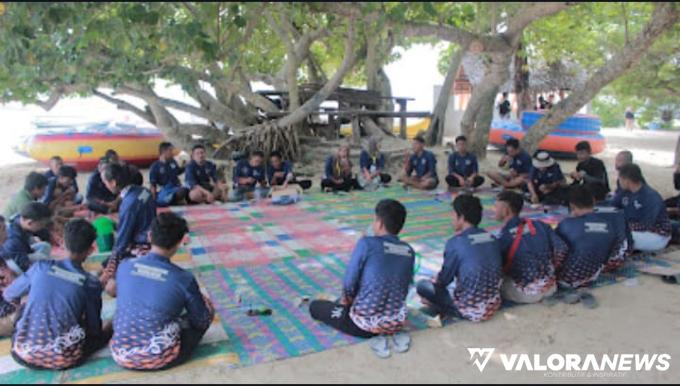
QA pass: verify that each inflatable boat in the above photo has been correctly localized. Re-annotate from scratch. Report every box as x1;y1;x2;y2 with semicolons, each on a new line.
13;120;164;171
489;111;605;155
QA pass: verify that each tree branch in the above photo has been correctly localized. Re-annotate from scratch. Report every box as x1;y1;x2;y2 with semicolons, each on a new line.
92;89;156;124
504;2;575;38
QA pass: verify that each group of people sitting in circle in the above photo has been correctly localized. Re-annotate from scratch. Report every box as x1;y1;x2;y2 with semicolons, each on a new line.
0;129;676;367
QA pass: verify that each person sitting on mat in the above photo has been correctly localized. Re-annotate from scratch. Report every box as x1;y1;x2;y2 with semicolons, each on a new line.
494;191;568;304
358;137;392;191
267;150;312;191
399;136;438;191
85;158;121;214
3;172;49;220
229;150;269;202
110;212;215;371
149;142;189;207
44;156;81;202
592;182;633;269
570;141;609;197
4;219;111;370
41;165;84;215
526;151;568;205
1;203;53;275
99;163;157;291
0;215;20;338
416;194;502;322
610;164;671;252
487;138;532;190
446;135;484;190
309;199;415;354
321;143;360;193
184;144;229;204
554;186;618;307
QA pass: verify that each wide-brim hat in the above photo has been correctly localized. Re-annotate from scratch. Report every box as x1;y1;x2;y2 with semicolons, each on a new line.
532;151;555;168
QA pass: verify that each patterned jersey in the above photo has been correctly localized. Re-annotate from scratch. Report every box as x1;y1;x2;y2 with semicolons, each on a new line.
3;260;103;369
232;159;266;188
407;151;438;179
437;227;502;322
610;184;672;237
149;159;184;189
448;152;479;178
184;160;218;189
555;212;617;288
342;235;415;334
110;253;214;370
359;151;386;173
594;205;632;270
495;217;567;297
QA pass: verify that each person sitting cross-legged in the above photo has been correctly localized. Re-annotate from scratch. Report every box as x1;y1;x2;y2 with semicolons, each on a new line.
185;144;229;204
41;165;84;216
416;194;503;322
486;138;531;190
526;151;568;205
85;158;121;214
309;199;415;354
229;150;270;202
266;150;312;191
358;137;392;191
109;212;215;371
553;185;620;307
494;191;568;304
149;142;189;207
611;163;671;252
3;172;49;220
1;203;53;276
4;219;111;370
399;136;439;191
321;144;360;193
592;183;633;270
570;141;610;196
44;156;82;204
445;135;484;190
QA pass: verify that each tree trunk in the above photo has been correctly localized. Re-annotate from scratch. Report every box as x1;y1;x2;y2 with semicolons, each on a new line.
426;47;464;146
513;42;531;116
674;134;680;167
521;2;679;154
468;90;497;158
461;52;513;157
376;69;395;132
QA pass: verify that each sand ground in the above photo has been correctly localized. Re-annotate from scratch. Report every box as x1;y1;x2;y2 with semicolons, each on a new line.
0;129;678;383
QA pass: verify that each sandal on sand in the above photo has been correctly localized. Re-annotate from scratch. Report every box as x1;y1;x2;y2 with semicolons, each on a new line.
391;332;411;354
560;291;581;305
369;335;391;359
579;291;598;309
541;292;562;306
661;275;679;285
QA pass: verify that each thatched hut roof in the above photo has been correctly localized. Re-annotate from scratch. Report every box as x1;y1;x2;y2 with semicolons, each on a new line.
460;53;588;93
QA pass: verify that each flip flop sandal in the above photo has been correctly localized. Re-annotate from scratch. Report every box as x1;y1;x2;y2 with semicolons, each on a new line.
579;292;598;309
391;332;411;354
661;275;679;284
560;291;581;304
541;292;562;306
369;335;391;359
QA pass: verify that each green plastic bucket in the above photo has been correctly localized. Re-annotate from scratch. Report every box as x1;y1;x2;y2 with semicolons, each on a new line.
93;217;116;252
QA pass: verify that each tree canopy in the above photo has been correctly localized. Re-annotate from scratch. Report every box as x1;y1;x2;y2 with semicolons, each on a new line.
0;2;677;159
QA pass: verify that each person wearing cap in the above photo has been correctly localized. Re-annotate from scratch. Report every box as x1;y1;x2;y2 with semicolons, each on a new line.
610;163;671;252
358;137;392;191
446;135;484;190
487;138;532;190
526;151;568;205
399;136;438;191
